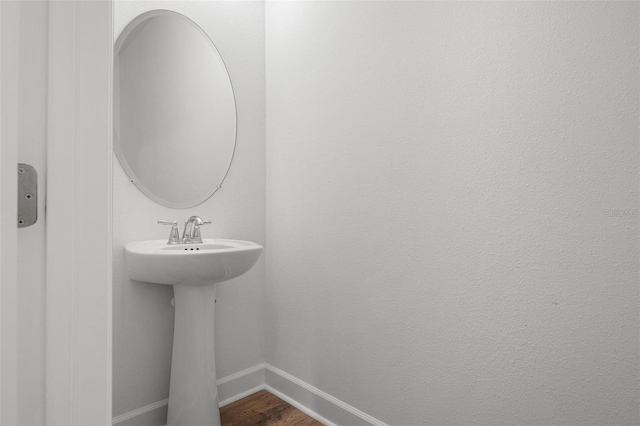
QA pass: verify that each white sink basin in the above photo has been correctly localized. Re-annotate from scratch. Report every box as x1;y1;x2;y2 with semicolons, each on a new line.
125;239;263;286
123;238;263;426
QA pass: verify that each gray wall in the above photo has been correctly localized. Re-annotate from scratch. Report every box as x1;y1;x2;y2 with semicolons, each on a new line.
265;2;639;425
113;0;265;418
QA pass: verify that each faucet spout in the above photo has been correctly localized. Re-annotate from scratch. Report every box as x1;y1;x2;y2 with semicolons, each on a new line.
181;216;211;244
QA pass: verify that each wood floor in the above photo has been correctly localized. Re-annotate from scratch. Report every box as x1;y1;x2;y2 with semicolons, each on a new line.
220;390;323;426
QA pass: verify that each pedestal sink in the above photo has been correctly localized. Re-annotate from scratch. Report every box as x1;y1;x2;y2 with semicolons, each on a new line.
124;239;263;426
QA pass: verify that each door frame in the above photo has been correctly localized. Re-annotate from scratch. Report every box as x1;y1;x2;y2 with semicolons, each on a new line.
45;1;113;425
0;1;20;424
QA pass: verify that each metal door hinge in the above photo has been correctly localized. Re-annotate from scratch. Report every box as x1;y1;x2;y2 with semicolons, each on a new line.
17;163;37;228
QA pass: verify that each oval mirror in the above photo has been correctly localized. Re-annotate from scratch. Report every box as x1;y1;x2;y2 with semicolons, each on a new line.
114;10;236;208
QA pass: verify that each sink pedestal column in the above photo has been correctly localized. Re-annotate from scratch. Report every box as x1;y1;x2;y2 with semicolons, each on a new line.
167;283;220;426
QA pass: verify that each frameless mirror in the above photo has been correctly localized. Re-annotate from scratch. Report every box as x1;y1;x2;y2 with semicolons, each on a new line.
114;10;236;208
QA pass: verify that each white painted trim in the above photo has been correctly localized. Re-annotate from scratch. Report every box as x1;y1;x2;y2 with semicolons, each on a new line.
265;385;338;426
111;364;266;425
218;362;266;385
46;1;113;425
112;399;169;425
217;363;266;407
265;365;388;426
0;2;20;424
218;385;266;408
112;364;387;426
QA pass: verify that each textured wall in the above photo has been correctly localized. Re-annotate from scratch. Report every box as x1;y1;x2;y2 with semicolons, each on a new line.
113;0;265;418
265;2;639;425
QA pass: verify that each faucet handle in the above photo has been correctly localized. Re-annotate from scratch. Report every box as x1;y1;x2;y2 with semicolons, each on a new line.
192;220;211;243
158;220;180;245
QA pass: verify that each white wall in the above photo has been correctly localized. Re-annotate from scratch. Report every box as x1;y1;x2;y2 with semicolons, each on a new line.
265;2;639;425
113;0;265;419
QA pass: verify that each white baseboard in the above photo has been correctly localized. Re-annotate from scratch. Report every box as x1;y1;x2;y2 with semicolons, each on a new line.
218;363;266;407
111;399;168;426
112;363;387;426
265;365;388;426
111;364;265;425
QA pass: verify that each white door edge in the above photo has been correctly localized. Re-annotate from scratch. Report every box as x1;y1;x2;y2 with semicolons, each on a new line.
46;1;113;425
0;1;20;424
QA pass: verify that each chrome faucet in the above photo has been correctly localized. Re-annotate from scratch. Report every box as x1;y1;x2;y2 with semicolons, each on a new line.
181;216;211;244
158;220;181;244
